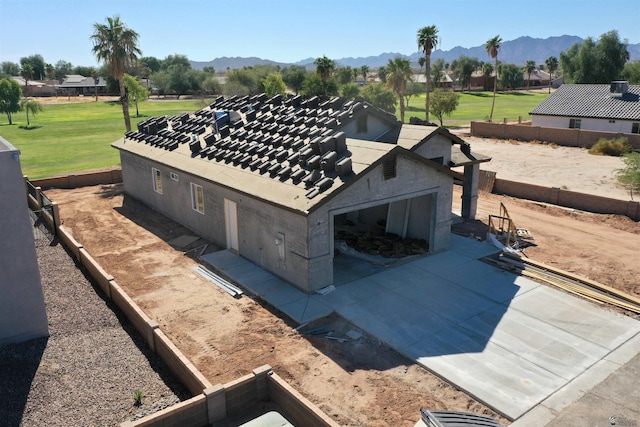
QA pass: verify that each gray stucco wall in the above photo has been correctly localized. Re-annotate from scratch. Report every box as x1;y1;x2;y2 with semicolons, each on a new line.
119;151;313;290
0;137;49;345
412;134;453;165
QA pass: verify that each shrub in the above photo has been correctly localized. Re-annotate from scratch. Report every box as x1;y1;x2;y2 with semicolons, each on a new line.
588;137;632;156
617;152;640;196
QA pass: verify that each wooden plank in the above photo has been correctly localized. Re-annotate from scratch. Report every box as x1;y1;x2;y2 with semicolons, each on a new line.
478;170;497;193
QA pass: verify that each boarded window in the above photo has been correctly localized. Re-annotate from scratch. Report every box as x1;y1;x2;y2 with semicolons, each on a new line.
152;168;163;194
190;183;204;214
382;155;397;180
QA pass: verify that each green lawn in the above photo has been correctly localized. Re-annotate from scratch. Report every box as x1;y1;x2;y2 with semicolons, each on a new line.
1;91;551;179
401;90;551;127
0;99;203;179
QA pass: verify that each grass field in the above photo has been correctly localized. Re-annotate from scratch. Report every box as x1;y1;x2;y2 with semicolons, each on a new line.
1;99;203;179
1;90;549;179
400;89;550;126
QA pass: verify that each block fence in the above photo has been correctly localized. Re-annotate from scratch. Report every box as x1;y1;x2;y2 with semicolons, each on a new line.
27;184;338;427
470;121;640;149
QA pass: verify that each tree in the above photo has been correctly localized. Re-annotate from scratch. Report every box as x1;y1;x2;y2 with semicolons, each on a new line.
385;57;412;122
161;54;191;70
430;89;460;126
302;73;337;97
360;65;369;82
358;82;397;114
314;56;336;96
139;56;162;73
622;60;640;84
482;62;494;91
418;57;426;74
377;65;388;83
456;56;479;92
150;70;170;97
498;63;524;90
20;64;34;89
616;152;640;199
525;60;536;88
202;66;215;74
545;56;559;93
226;68;259;94
45;63;55;79
417;25;439;123
201;75;222;95
485;35;502;122
73;65;98;77
123;74;149;116
1;61;20;76
340;83;359;100
20;55;46;80
337;66;354;85
20;97;43;126
0;78;22;124
403;80;423;108
560;30;629;83
91;15;141;132
168;66;202;98
282;65;307;95
54;60;74;79
262;73;286;97
430;58;445;91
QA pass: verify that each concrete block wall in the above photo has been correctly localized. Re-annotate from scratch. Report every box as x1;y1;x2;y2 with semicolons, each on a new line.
122;395;208;427
471;121;640;149
31;169;122;189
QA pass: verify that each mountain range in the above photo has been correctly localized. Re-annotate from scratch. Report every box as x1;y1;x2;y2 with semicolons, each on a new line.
190;35;640;71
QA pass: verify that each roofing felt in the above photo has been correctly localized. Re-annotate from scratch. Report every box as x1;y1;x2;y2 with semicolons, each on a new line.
529;83;640;120
112;94;462;213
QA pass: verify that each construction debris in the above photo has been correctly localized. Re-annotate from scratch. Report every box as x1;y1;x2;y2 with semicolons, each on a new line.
488;203;534;251
486;253;640;314
168;234;200;249
194;265;243;298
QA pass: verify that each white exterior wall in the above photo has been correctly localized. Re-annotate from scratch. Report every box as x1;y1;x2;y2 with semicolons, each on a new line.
532;115;639;133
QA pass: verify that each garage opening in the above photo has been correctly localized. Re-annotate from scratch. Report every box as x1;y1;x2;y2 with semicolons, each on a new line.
333;194;435;282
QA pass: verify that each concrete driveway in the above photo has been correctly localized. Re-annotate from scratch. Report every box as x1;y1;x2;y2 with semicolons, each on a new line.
201;234;640;421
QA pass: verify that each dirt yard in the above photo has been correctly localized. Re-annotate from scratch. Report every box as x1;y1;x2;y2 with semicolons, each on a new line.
45;177;640;426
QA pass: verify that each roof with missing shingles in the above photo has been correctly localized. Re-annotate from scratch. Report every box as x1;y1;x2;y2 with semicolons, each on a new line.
530;84;640;120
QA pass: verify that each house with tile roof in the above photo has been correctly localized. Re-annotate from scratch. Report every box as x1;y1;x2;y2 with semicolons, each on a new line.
530;82;640;134
112;94;489;292
58;74;107;96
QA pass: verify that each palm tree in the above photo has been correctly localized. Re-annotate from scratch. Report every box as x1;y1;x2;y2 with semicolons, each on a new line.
21;98;43;126
485;35;502;122
20;64;34;91
360;65;369;83
418;57;426;75
545;56;559;94
91;16;141;132
314;56;335;97
525;60;536;89
385;57;412;123
417;25;439;123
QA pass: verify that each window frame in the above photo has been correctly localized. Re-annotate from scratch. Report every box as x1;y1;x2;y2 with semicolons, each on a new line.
632;123;640;134
152;168;163;194
569;118;582;129
190;182;205;214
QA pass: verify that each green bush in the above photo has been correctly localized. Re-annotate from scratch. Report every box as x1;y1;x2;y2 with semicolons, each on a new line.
588;137;632;156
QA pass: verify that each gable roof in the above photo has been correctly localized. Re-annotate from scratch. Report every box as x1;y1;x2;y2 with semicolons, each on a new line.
113;94;457;215
58;75;107;88
530;83;640;120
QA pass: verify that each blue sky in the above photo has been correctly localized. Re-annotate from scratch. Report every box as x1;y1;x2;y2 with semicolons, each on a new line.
1;0;638;68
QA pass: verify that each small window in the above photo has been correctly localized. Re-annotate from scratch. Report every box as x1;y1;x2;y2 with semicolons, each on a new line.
632;123;640;134
190;183;204;214
382;155;397;180
170;172;179;181
569;118;581;129
357;115;368;133
608;120;616;123
152;168;163;194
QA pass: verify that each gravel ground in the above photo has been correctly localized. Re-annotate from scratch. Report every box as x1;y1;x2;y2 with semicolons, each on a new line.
0;231;190;426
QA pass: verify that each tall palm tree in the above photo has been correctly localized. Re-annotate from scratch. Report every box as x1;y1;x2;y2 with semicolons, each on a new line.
525;60;536;89
360;65;369;83
385;57;412;123
91;16;141;132
417;25;439;124
545;56;559;94
485;35;502;122
20;64;34;90
314;56;335;97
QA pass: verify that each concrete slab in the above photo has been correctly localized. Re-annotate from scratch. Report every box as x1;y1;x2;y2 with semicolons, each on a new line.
201;246;640;422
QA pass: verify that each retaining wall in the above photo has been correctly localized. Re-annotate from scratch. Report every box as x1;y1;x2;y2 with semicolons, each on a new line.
32;169;123;189
471;121;640;149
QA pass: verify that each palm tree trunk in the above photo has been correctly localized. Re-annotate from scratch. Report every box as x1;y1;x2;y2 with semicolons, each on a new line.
399;93;405;123
118;76;132;132
26;109;30;126
489;58;498;122
425;53;431;123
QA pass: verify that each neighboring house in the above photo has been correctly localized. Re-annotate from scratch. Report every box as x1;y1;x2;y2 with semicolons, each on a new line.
11;76;56;97
58;74;107;96
112;94;488;293
523;70;551;87
0;137;49;344
530;82;640;133
412;73;454;89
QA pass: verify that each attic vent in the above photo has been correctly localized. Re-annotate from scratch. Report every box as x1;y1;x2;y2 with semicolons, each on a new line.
382;155;397;180
610;81;629;96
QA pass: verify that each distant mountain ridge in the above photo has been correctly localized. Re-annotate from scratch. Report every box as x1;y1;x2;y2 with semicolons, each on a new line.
190;35;640;70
